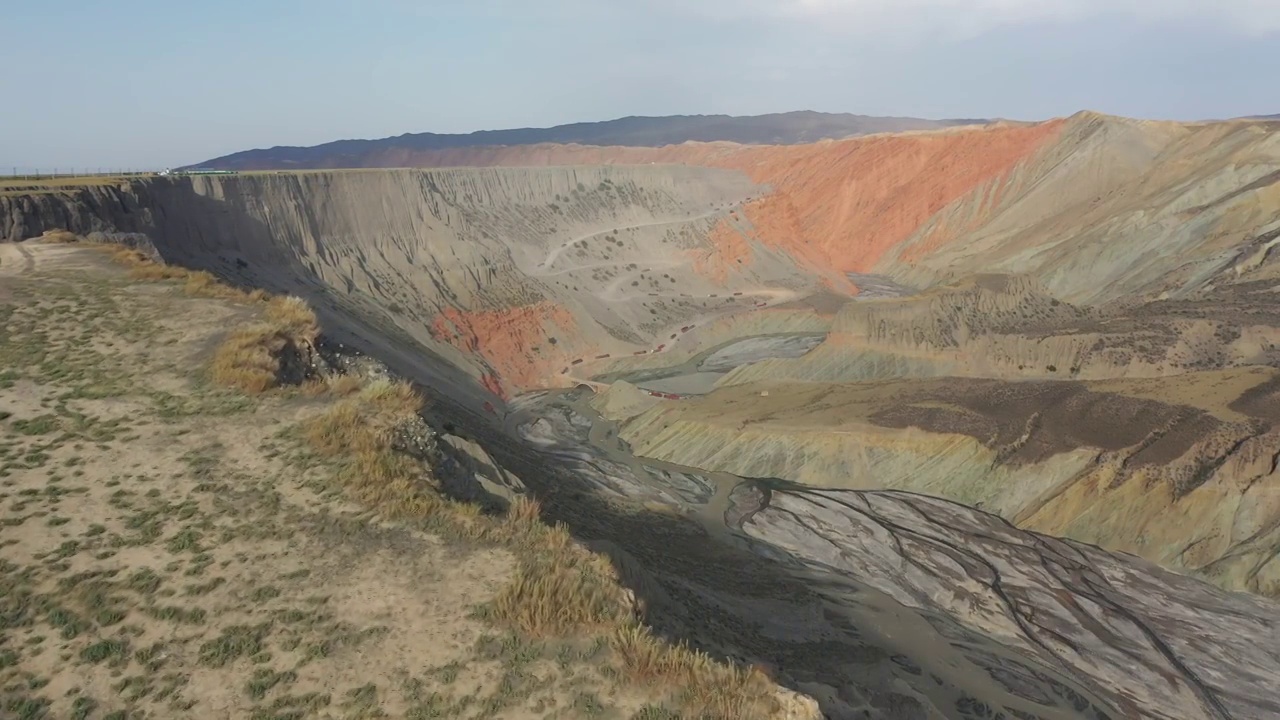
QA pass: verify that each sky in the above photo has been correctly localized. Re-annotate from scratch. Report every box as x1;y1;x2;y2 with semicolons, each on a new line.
2;0;1277;170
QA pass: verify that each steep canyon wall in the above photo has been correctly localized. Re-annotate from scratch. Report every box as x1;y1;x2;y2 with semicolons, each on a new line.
1;167;841;396
212;112;1280;305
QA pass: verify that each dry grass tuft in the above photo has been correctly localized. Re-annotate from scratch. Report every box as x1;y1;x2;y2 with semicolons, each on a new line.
173;267;260;302
264;294;319;338
108;246;185;279
183;269;222;294
488;524;634;637
210;323;285;393
209;296;318;394
611;625;779;718
302;379;442;517
302;374;365;397
39;228;81;244
305;379;421;455
505;496;544;532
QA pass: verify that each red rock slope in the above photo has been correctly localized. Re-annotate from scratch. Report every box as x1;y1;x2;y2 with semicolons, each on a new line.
341;120;1068;276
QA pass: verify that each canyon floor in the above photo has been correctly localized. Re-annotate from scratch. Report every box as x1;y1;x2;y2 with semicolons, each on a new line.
3;111;1280;719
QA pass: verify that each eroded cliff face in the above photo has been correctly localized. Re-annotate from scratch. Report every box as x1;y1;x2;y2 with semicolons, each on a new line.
708;121;1069;273
15;112;1275;324
687;113;1279;304
1;182;163;242
0;168;844;396
248;112;1280;306
879;115;1280;303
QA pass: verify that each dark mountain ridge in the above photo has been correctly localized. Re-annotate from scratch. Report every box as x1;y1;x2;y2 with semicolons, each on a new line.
189;110;987;170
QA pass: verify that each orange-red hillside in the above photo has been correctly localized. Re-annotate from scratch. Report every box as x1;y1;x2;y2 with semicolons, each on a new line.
430;303;579;397
689;217;753;283
373;121;1066;274
702;121;1066;272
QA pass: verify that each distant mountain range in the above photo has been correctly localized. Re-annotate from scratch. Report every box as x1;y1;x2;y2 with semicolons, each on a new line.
189;111;989;170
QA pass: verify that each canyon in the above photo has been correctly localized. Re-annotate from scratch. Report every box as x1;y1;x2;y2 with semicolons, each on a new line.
4;109;1280;719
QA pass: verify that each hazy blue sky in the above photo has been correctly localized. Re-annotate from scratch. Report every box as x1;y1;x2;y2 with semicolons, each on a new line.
3;0;1276;169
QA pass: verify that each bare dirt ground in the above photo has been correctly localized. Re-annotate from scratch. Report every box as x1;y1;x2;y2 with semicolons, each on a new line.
0;244;672;719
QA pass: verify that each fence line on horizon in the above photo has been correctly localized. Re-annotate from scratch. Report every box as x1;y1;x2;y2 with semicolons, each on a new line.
5;168;158;181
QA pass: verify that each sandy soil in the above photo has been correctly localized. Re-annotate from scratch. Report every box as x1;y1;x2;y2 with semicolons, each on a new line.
0;243;662;719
